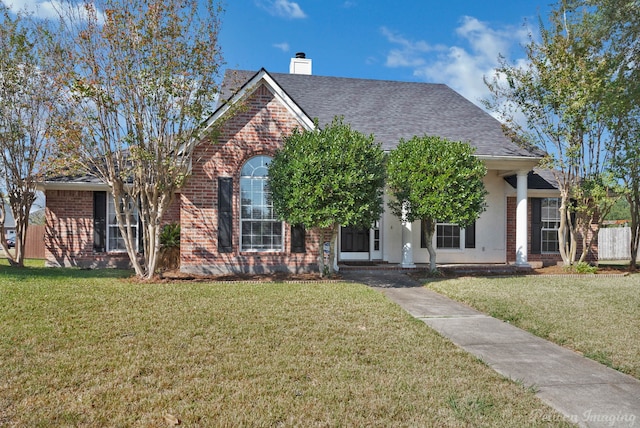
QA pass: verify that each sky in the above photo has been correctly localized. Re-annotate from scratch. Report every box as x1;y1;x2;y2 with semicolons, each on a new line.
0;0;556;212
1;0;555;108
220;0;555;108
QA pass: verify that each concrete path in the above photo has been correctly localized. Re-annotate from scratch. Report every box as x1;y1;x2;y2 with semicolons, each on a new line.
342;270;640;428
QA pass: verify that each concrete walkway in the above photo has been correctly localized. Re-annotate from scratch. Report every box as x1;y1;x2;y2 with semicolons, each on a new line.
342;270;640;428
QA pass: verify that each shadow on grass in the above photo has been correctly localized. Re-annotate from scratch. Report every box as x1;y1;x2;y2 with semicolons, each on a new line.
0;259;134;281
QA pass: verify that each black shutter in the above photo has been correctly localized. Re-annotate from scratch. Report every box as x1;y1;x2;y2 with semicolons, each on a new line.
465;221;476;249
138;210;144;254
420;219;427;248
531;198;542;254
291;225;306;253
93;191;107;252
218;177;233;253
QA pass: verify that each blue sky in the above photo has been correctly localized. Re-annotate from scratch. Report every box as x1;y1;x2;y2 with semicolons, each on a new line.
2;0;553;107
220;0;554;107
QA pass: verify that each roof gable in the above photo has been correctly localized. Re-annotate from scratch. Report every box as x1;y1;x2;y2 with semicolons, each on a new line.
202;69;314;137
216;69;541;158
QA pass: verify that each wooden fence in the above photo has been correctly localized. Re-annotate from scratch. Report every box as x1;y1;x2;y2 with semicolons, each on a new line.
20;224;46;259
597;227;630;260
2;225;45;260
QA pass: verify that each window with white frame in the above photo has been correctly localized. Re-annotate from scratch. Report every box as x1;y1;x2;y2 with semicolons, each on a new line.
107;195;138;252
436;223;461;249
421;220;476;249
541;197;561;253
240;156;283;252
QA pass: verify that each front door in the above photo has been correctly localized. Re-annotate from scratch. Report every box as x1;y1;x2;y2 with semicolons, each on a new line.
341;226;369;253
339;223;382;261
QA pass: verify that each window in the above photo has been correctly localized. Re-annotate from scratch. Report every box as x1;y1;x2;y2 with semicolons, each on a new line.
541;197;560;253
421;220;476;249
107;195;138;252
436;223;461;249
93;191;138;253
240;156;283;251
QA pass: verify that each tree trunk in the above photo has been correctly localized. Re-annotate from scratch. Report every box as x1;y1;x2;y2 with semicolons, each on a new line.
328;223;339;275
316;225;338;277
110;183;145;278
1;191;36;268
631;222;639;271
317;228;326;277
628;190;640;271
422;218;437;272
558;193;572;266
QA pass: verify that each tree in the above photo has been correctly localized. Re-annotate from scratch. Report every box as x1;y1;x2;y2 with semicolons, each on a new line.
483;3;619;266
50;0;223;279
268;117;386;276
570;0;640;268
0;7;59;267
604;197;630;222
386;136;487;272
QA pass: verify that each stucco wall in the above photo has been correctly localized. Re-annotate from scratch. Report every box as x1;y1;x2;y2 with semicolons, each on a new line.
383;170;508;265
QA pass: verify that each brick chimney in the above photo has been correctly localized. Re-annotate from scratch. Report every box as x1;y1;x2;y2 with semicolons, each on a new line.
289;52;312;75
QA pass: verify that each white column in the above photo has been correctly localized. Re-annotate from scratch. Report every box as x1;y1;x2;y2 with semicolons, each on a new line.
515;171;530;267
401;202;416;268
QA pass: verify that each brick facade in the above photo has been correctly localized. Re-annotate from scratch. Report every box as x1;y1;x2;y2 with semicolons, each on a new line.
506;197;598;266
45;189;97;267
179;84;321;274
43;83;319;273
44;189;180;269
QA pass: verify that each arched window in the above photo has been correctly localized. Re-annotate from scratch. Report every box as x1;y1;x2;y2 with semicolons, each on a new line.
240;156;283;251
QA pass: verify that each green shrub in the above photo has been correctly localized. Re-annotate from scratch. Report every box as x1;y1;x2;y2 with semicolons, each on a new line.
574;262;598;274
160;223;180;248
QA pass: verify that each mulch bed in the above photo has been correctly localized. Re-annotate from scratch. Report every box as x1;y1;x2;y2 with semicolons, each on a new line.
158;263;633;283
159;270;328;282
530;264;630;275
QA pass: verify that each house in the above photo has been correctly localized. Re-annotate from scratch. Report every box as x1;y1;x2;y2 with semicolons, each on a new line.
2;203;16;241
41;54;590;273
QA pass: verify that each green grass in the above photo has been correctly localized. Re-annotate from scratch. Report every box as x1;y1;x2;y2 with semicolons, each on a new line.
0;268;573;427
423;275;640;379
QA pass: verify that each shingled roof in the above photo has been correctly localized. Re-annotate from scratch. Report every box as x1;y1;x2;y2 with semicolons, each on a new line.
218;69;540;158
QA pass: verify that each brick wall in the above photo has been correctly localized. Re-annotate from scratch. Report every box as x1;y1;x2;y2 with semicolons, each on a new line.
45;189;180;269
45;189;100;267
180;84;321;274
506;197;598;266
163;194;181;226
44;82;319;273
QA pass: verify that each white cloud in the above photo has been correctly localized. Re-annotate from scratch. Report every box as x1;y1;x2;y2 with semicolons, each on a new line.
273;42;290;52
2;0;62;19
381;27;447;68
257;0;306;19
382;17;531;108
2;0;104;23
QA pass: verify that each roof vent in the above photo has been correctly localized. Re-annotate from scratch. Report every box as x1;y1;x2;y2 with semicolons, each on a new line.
290;53;312;75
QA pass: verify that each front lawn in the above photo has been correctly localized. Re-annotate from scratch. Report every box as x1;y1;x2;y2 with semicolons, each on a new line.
0;267;572;426
422;274;640;379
